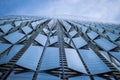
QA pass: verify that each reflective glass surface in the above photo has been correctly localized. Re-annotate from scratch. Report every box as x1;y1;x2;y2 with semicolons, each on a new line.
69;31;77;37
22;26;32;34
93;76;105;80
4;31;25;44
14;21;22;26
73;36;87;48
81;27;87;33
7;71;34;80
16;45;43;70
49;36;58;44
99;51;111;61
94;38;117;51
0;24;13;33
65;48;87;73
87;31;98;40
35;34;47;46
109;52;120;61
69;76;90;80
0;43;11;54
105;32;119;41
0;45;23;64
36;73;60;80
40;47;59;70
61;20;71;32
79;49;110;74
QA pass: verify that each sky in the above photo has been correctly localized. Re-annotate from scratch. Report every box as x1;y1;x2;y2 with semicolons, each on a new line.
0;0;120;23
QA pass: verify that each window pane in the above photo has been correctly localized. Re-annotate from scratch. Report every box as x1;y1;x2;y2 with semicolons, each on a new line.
94;38;117;51
0;45;23;64
94;76;106;80
79;49;110;74
22;26;32;34
81;27;87;33
87;31;98;40
16;45;43;70
31;19;47;30
69;76;90;80
61;20;71;32
35;34;47;46
0;43;11;54
105;32;119;41
14;21;22;26
4;31;25;44
69;31;77;37
40;47;59;70
109;52;120;61
7;71;34;80
65;48;87;73
0;24;13;33
36;73;60;80
99;51;111;61
73;36;87;48
49;36;58;44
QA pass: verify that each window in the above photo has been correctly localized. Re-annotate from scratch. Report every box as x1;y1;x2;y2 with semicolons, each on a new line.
16;45;43;70
0;24;13;33
4;31;25;44
36;73;59;80
35;34;47;46
79;49;110;74
73;36;87;48
65;48;87;73
0;45;23;64
40;47;59;70
94;38;117;51
0;43;11;54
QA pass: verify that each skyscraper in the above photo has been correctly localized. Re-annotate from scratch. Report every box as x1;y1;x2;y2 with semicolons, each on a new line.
0;16;120;80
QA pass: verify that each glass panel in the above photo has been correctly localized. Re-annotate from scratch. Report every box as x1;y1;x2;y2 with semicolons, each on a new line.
65;48;87;73
14;21;22;26
22;26;32;34
81;27;87;33
69;31;77;37
61;20;71;32
105;32;119;41
47;19;56;29
4;31;25;44
31;19;47;30
0;24;13;33
35;34;47;46
94;76;105;80
73;36;87;48
43;28;49;34
0;45;23;64
16;45;43;70
36;73;60;80
0;43;11;54
69;76;90;80
94;38;117;51
99;51;111;61
50;36;58;44
112;58;120;67
40;47;59;70
87;31;98;40
109;52;120;61
7;71;34;80
79;49;110;74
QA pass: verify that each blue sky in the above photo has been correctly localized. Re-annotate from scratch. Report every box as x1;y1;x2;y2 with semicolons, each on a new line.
0;0;120;23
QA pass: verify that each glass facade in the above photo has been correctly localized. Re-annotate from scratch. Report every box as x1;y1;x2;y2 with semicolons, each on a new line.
0;16;120;80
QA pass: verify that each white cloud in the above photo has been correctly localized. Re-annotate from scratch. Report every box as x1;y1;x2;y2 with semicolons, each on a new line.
9;0;120;23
